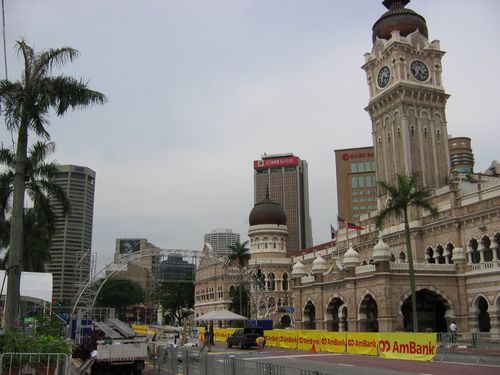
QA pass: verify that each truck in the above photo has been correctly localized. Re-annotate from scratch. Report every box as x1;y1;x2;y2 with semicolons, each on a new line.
226;327;264;349
76;318;148;375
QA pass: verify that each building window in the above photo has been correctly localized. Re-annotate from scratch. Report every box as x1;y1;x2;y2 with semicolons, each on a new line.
352;177;358;188
359;176;365;188
351;163;358;172
357;162;365;172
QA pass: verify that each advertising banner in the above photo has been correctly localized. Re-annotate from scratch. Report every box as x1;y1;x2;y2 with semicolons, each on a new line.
297;330;323;351
213;328;237;342
346;332;378;356
378;332;437;361
265;329;299;349
320;332;347;353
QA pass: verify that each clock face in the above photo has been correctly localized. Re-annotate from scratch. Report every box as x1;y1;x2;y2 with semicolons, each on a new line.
377;66;390;88
410;60;429;81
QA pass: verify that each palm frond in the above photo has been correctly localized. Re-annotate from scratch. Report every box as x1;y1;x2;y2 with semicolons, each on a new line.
35;47;80;77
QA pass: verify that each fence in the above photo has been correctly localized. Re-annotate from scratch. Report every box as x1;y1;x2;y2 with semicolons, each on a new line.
149;346;337;375
0;353;71;375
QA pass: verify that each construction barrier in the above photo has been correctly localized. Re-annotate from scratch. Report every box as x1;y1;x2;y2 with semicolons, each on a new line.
378;332;436;361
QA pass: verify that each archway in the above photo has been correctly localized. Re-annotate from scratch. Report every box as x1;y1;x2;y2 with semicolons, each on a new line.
476;296;491;332
359;294;378;332
303;301;316;330
326;297;346;331
402;289;448;332
280;315;291;328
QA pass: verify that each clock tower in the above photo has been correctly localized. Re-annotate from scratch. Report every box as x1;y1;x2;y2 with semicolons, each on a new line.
363;0;451;190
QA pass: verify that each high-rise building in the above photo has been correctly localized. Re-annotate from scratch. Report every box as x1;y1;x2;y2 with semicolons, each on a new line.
203;228;240;256
334;147;377;222
48;165;95;305
254;153;312;253
448;137;474;174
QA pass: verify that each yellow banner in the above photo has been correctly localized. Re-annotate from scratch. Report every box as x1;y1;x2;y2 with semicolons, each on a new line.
265;329;299;349
346;332;378;356
131;324;156;335
213;328;237;342
378;332;436;361
320;332;347;353
297;330;323;351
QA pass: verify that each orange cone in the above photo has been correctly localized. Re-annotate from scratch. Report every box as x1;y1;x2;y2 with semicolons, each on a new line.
310;343;316;353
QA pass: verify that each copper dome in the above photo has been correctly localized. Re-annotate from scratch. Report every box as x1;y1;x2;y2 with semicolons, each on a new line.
372;0;428;44
249;194;286;226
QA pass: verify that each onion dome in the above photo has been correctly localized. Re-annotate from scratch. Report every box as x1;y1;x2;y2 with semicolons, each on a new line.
451;247;466;262
372;0;428;44
343;246;360;268
312;255;327;274
373;237;391;262
291;260;306;278
249;190;286;226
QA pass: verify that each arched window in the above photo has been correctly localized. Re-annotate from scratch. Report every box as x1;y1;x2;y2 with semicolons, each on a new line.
267;273;276;291
282;273;289;291
399;251;406;262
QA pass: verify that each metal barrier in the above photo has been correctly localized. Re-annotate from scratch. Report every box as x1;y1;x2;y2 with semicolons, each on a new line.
149;347;336;375
436;332;500;364
0;353;70;375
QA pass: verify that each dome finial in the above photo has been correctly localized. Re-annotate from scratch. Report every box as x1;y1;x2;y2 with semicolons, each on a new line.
383;0;410;10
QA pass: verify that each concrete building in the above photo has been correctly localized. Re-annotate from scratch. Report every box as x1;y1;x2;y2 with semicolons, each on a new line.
48;165;95;305
194;0;500;337
335;147;377;222
254;153;313;253
204;228;240;256
159;255;195;282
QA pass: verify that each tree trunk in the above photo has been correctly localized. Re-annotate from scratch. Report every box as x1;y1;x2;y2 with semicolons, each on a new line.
404;208;419;332
4;124;28;332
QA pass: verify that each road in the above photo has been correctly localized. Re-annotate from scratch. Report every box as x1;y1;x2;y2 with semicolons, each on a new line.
201;344;500;375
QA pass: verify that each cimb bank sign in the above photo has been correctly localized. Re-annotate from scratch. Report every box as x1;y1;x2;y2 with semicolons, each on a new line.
254;156;300;170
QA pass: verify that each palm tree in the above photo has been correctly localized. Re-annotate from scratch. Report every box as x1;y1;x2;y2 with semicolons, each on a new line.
375;174;438;332
0;40;106;331
228;240;250;268
0;141;70;272
228;240;250;316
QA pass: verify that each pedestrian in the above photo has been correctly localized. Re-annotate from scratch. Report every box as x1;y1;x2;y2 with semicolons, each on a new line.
256;336;266;353
209;323;215;346
449;321;457;344
200;328;210;352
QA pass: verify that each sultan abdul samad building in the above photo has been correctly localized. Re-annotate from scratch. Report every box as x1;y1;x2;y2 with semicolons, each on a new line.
194;0;500;336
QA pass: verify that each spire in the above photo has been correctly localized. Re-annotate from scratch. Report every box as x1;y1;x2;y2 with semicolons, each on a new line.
382;0;410;11
266;184;270;199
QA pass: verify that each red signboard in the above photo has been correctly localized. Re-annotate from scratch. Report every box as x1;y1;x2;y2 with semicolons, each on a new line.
254;156;300;169
341;152;374;161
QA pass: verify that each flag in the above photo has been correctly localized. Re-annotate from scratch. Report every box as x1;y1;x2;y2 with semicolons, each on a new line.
347;222;364;230
330;224;336;240
338;215;363;230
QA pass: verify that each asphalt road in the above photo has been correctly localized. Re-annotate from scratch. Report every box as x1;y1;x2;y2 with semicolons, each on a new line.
204;345;500;375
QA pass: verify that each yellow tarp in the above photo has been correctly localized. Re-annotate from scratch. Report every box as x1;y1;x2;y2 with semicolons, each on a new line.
377;332;436;361
346;332;378;356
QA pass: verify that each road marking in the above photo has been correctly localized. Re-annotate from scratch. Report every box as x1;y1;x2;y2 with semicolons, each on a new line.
243;353;342;360
338;364;354;367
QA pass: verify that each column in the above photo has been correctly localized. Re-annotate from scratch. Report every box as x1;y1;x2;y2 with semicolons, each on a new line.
478;243;485;263
492;241;499;261
466;245;473;265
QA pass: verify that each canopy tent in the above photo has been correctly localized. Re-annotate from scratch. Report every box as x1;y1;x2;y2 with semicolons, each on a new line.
195;309;247;321
0;271;53;304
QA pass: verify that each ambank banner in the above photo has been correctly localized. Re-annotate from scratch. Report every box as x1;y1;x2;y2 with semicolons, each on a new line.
265;329;299;349
378;332;436;361
346;332;379;356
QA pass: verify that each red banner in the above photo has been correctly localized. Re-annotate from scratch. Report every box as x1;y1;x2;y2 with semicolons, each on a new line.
254;156;300;169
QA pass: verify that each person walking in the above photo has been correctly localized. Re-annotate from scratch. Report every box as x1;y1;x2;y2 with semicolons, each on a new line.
256;336;266;353
449;321;457;344
209;323;215;346
200;327;210;352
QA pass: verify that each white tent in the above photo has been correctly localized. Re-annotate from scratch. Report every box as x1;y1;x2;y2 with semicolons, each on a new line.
195;309;247;321
0;271;53;304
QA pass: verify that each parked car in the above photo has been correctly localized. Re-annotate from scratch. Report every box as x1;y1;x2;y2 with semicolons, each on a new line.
226;327;264;349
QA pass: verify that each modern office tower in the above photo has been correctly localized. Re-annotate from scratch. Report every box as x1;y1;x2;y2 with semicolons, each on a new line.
113;238;161;295
335;147;377;222
254;153;313;253
448;137;474;174
204;228;240;256
159;255;196;282
48;165;95;305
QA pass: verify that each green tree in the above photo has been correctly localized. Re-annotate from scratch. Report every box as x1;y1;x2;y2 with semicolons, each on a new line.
375;174;438;332
96;278;145;318
152;274;194;325
0;141;70;271
228;240;250;316
0;40;106;331
229;283;250;317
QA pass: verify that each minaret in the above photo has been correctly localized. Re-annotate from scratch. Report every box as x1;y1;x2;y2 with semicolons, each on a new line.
363;0;451;190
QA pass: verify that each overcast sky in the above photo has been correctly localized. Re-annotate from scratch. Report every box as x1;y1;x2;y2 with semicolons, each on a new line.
2;0;499;270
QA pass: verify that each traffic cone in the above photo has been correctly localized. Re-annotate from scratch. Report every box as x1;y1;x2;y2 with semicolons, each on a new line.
310;343;316;353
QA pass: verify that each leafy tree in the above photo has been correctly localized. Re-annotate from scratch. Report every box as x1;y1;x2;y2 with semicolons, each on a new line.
229;283;250;317
152;274;194;325
228;240;250;315
375;174;438;332
96;278;145;318
0;39;106;331
0;141;70;271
